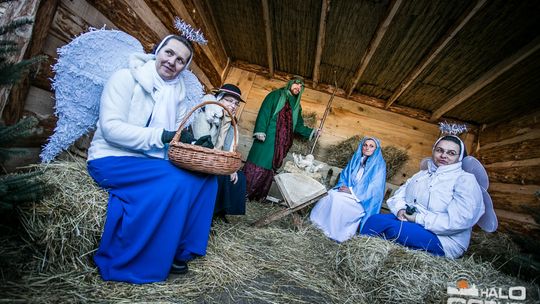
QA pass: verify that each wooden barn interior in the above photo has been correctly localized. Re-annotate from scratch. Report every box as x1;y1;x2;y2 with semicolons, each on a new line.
1;0;539;242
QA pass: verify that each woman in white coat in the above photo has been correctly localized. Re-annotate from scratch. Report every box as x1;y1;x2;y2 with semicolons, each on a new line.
361;135;485;258
87;35;217;283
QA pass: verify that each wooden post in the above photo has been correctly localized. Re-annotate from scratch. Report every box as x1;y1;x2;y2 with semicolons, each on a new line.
2;0;59;124
0;0;42;118
261;0;274;77
312;0;330;87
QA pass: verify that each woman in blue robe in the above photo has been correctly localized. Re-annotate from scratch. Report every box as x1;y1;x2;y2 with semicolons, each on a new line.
86;35;217;283
310;137;386;242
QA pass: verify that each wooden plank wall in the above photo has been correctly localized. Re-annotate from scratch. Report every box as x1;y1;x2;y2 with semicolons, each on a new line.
224;66;462;186
2;0;117;170
3;0;227;170
476;110;540;236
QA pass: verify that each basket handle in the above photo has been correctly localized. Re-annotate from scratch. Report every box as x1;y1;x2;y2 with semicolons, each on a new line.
171;101;239;151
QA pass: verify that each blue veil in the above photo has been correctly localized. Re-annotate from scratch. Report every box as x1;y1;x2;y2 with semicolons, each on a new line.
335;137;387;230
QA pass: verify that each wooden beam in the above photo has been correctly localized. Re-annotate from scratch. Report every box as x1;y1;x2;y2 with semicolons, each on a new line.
171;0;228;79
261;0;274;77
385;0;488;109
312;0;330;86
479;109;540;145
193;0;229;81
60;0;118;30
346;0;403;97
140;0;221;88
431;36;540;121
2;0;59;125
495;209;539;226
87;0;214;89
0;0;41;118
232;60;478;129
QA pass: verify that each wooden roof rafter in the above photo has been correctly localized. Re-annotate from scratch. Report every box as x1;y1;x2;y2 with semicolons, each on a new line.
192;0;229;83
154;0;223;87
430;35;540;121
232;60;477;132
312;0;330;87
384;0;488;110
261;0;274;77
345;0;403;98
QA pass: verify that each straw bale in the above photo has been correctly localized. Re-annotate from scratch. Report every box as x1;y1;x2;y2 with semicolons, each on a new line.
4;160;538;303
381;145;409;180
325;135;362;168
325;135;409;180
18;160;107;272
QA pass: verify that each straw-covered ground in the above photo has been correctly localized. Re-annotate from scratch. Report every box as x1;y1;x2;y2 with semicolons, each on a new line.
1;160;539;303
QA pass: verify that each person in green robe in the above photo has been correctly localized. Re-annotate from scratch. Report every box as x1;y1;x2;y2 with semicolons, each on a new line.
243;76;319;201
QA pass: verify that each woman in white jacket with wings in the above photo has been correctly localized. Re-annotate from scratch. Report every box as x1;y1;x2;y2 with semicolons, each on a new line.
361;135;488;258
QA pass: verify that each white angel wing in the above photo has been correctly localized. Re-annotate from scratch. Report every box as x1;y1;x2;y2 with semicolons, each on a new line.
40;29;144;162
179;69;205;127
462;156;498;232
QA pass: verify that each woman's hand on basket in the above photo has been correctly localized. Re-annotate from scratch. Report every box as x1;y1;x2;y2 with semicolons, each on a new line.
194;135;214;149
161;130;176;144
230;172;238;184
179;129;195;144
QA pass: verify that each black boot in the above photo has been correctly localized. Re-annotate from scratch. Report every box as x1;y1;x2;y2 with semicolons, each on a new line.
170;260;188;274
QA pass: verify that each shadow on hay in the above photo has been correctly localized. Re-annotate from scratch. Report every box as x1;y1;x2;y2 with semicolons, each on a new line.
0;159;538;303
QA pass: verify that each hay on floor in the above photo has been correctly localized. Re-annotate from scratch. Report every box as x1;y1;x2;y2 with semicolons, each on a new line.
2;159;538;303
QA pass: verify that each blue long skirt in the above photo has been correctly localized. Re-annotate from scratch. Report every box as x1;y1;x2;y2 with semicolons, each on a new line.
214;171;246;216
360;213;445;256
87;156;218;284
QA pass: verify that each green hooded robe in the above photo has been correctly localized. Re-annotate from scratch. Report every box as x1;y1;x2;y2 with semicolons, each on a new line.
246;79;313;170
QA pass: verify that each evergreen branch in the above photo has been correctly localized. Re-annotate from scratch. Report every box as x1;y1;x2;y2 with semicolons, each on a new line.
0;18;34;36
0;116;39;145
0;201;14;211
0;56;43;86
0;148;34;161
0;170;42;186
0;170;46;206
0;183;8;196
3;176;43;193
0;39;17;46
0;45;18;54
2;183;46;203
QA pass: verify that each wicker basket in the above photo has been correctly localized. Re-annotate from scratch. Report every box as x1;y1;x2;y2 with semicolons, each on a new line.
168;101;242;175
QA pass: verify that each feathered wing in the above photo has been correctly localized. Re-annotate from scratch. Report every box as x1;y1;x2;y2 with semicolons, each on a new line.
40;29;144;162
178;69;205;127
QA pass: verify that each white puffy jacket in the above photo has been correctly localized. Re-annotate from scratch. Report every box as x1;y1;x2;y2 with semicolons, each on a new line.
387;160;484;258
88;54;186;160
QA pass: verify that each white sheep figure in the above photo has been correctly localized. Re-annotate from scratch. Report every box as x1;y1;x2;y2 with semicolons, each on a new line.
191;95;224;145
293;153;324;173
